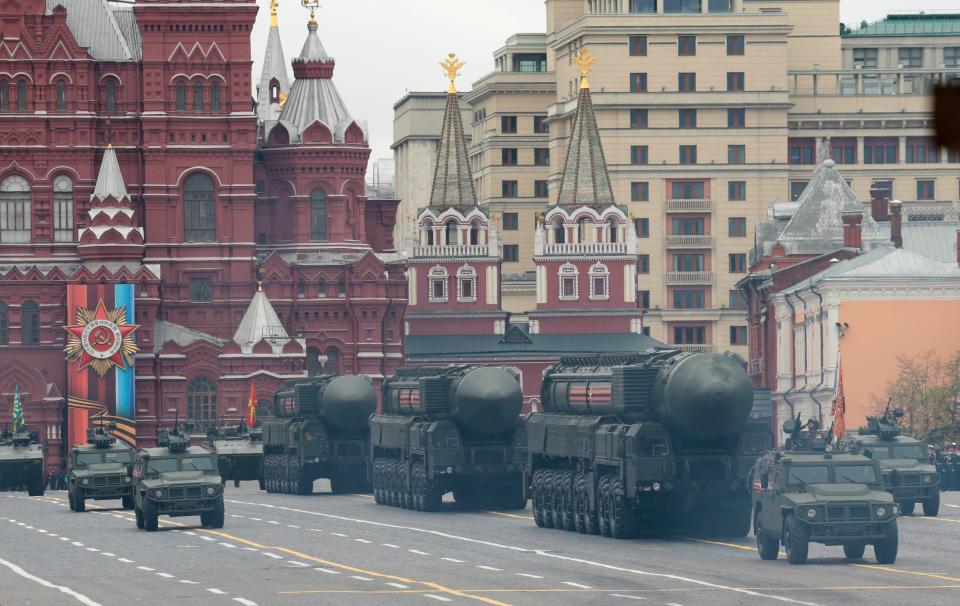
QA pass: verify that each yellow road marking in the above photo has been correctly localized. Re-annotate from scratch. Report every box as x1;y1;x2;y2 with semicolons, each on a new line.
918;516;960;524
689;538;755;552
280;585;960;596
484;511;533;521
851;565;960;584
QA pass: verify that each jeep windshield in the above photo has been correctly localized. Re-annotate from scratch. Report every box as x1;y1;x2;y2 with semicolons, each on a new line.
788;465;829;485
788;464;878;485
145;456;216;477
833;465;878;484
871;444;927;461
75;451;132;467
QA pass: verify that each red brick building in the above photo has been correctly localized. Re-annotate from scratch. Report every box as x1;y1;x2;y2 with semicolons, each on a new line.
0;0;404;471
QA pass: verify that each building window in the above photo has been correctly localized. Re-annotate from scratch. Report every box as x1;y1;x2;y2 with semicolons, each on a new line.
0;82;7;111
513;53;547;72
444;221;458;245
20;300;39;345
629;73;648;93
634;218;649;238
0;175;31;243
679;145;697;165
639;290;650;309
503;244;519;262
176;82;186;111
853;48;878;68
864;137;898;164
337;281;346;296
905;138;938;164
679;109;697;129
503;212;519;230
945;47;960;68
727;72;745;92
831;137;857;164
55;79;67;112
501;148;518;165
559;263;579;301
311;189;327;240
916;180;936;201
670;181;705;200
728;253;747;273
193;81;203;112
727;35;745;56
211;83;221;112
673;253;704;271
678;35;697;56
53;175;74;243
105;80;117;113
729;290;746;309
673;290;705;310
469;221;483;246
502;180;518;198
534;148;550;165
457;265;477;302
629;35;648;56
727;108;745;128
0;302;6;344
790;181;808;201
187;377;217;426
183;173;215;242
674;326;706;345
631;145;649;165
727;144;746;164
678;72;696;92
728;181;746;201
324;348;341;375
789;138;815;164
534;115;549;133
534;180;549;198
709;0;732;11
589;262;610;301
630;109;648;129
639;255;650;274
501;116;517;134
730;326;747;346
630;0;657;12
631;181;649;202
428;267;448;302
16;79;26;112
728;217;747;237
898;47;923;68
190;278;213;302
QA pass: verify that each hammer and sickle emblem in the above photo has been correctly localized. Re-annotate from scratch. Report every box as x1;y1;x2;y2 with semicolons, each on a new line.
92;327;112;346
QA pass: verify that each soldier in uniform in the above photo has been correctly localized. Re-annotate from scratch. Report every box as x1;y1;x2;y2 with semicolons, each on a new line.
949;445;960;491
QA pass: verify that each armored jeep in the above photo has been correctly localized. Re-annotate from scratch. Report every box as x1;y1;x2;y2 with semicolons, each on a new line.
751;419;899;565
0;428;44;496
840;409;940;516
133;428;224;532
68;425;134;512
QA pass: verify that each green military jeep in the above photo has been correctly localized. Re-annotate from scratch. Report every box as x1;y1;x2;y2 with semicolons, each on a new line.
133;428;224;532
68;425;134;513
751;422;899;565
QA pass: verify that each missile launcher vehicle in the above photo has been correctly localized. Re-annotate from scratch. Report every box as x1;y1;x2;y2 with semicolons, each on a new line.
68;424;134;512
0;427;44;496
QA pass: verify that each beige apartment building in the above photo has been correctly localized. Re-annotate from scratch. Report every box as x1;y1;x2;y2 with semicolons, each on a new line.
393;1;960;356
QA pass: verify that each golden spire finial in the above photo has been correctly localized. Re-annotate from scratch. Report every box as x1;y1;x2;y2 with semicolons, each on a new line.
270;0;279;28
573;47;597;89
440;53;466;94
301;0;321;25
257;281;263;293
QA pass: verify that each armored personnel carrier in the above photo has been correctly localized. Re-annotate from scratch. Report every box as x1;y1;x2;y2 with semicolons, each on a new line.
840;409;940;516
207;422;264;489
68;424;134;512
262;374;376;495
526;351;771;538
371;366;527;511
133;427;224;531
752;418;899;565
0;428;44;496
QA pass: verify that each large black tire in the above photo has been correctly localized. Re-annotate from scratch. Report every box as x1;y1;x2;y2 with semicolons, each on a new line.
201;498;225;529
784;516;809;565
532;471;546;528
874;520;898;565
411;462;425;512
68;491;75;511
755;508;779;560
297;470;313;496
843;543;866;560
258;477;265;491
598;476;612;538
74;490;86;513
372;459;384;504
573;474;587;534
900;500;916;515
135;505;144;529
559;472;576;531
418;464;442;512
608;478;638;539
581;475;600;536
143;500;159;532
122;495;135;510
233;478;241;488
923;492;940;517
549;472;564;530
27;477;44;497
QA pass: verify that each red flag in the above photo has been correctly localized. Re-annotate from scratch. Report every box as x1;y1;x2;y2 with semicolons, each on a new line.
245;383;258;427
832;362;846;440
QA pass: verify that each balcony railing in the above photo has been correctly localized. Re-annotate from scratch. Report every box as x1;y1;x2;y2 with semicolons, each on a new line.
666;199;712;213
904;202;959;222
673;344;715;353
413;244;490;257
665;235;714;249
666;271;714;286
540;242;628;256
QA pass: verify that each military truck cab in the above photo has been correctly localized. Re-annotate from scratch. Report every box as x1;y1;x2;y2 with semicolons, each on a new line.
0;429;44;496
752;420;899;565
68;425;134;512
840;410;940;516
133;428;224;532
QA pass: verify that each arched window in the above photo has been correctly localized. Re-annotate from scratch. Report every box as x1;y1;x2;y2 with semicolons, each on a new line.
608;218;618;243
0;82;7;111
422;220;434;246
193;81;203;112
55;79;66;112
469;221;482;246
325;348;341;375
318;280;326;297
589;262;610;301
553;217;565;244
306;347;322;376
310;190;327;240
186;376;217;426
297;280;306;297
21;300;39;345
428;266;449;302
337;281;346;297
176;82;186;111
269;78;280;104
445;221;458;246
457;265;477;302
16;79;26;112
0;175;31;243
52;175;74;242
106;80;117;113
577;217;589;243
183;173;215;242
558;263;579;301
0;302;7;345
211;82;221;113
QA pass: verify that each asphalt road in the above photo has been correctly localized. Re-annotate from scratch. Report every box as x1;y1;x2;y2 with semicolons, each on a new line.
2;484;959;606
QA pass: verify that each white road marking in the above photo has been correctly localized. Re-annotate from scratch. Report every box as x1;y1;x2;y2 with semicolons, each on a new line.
230;514;243;518
516;573;544;579
233;599;258;606
387;582;410;589
666;603;684;606
60;537;71;541
242;547;259;552
314;568;341;574
118;558;134;564
85;548;100;553
156;572;175;578
263;553;283;560
477;565;502;571
184;531;197;536
354;538;372;544
946;504;960;509
424;595;452;602
71;542;84;547
286;524;301;529
267;520;280;525
409;549;430;555
25;525;34;529
0;557;104;606
137;566;155;572
610;595;647;601
248;517;262;521
381;543;399;548
441;558;465;563
351;575;374;581
201;536;216;542
179;580;199;585
207;588;228;595
562;582;591;589
100;553;116;557
36;529;47;533
220;542;237;548
331;532;348;537
286;561;310;567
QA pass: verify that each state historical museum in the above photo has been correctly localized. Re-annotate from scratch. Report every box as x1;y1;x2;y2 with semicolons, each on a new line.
0;0;406;471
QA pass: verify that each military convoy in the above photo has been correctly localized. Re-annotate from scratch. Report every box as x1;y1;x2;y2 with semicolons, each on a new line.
262;375;376;495
67;425;134;512
370;366;527;511
0;427;44;496
133;427;224;531
526;351;771;538
752;418;900;565
208;422;264;489
840;409;940;516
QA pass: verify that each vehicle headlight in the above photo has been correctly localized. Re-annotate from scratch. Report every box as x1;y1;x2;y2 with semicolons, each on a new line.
81;478;89;485
153;489;163;498
206;487;215;496
923;474;937;484
799;507;818;519
652;482;661;492
875;506;887;518
124;477;131;483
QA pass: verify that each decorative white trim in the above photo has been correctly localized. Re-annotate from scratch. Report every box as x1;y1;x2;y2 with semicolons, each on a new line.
558;262;580;301
588;261;610;301
428;265;449;303
456;264;478;303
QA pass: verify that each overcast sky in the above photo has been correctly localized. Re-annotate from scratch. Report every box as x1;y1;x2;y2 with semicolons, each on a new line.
251;0;960;159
